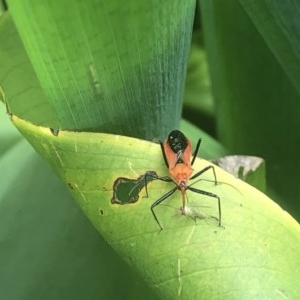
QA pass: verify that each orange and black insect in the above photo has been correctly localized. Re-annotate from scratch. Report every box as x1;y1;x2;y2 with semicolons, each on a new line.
145;130;221;230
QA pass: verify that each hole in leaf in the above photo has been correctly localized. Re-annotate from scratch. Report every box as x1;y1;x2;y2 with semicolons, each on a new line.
111;171;157;204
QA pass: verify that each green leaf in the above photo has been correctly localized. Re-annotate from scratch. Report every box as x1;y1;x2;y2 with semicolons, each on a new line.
11;114;300;299
183;31;215;134
0;13;58;126
239;0;300;96
0;105;157;300
199;0;300;219
7;0;196;139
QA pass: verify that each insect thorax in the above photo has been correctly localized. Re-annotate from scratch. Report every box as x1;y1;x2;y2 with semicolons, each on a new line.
168;130;188;154
170;163;193;184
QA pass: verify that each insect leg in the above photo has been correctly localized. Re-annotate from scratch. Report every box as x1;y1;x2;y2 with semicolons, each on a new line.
187;186;221;226
151;186;177;230
190;165;217;185
160;141;169;168
191;138;202;166
144;172;173;198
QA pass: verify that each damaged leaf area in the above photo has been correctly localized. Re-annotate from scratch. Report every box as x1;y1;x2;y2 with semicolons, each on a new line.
213;155;266;192
10;115;300;300
111;171;157;204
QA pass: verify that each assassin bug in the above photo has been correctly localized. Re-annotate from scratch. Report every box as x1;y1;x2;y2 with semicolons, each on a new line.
145;130;221;230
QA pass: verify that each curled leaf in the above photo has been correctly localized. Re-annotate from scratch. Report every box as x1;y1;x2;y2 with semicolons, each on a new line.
11;115;300;299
